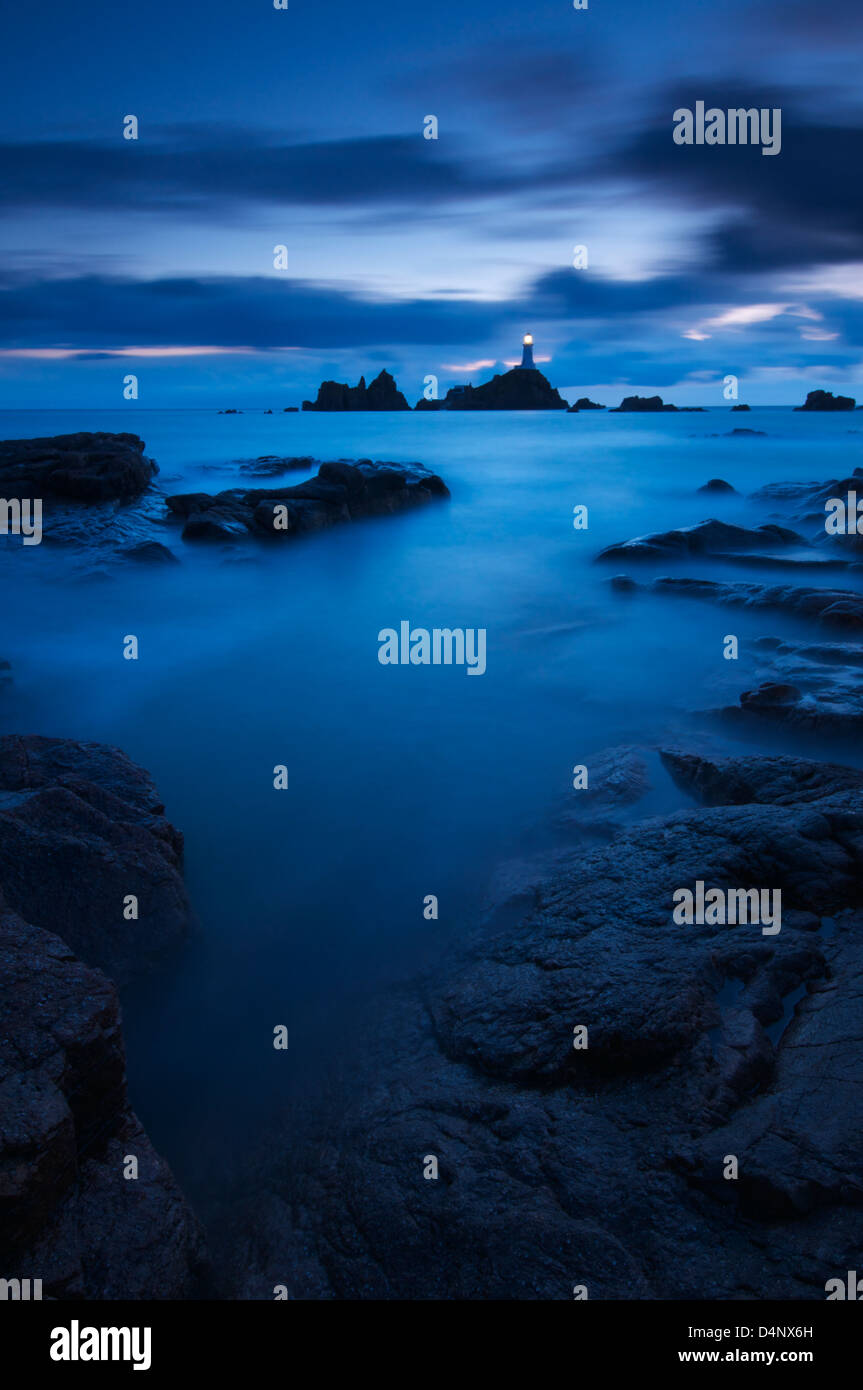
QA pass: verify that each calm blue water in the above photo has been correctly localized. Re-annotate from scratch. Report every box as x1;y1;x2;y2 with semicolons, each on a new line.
1;407;860;1201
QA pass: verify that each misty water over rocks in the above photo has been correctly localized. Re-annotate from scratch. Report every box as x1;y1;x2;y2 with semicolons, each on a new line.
2;406;861;1275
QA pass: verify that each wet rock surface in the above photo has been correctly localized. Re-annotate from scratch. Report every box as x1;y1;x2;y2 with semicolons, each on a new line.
0;432;157;502
0;905;205;1297
0;739;204;1298
0;735;192;985
228;752;863;1299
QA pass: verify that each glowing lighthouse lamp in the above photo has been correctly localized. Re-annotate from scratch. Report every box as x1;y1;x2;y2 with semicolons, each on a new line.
520;333;535;368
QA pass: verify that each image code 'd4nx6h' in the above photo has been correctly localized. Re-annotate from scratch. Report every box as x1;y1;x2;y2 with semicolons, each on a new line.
1;0;862;1368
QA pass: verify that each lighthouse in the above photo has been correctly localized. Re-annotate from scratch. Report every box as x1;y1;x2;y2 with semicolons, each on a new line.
520;333;535;369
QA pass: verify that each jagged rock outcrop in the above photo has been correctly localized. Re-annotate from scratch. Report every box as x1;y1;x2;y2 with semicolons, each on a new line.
166;460;449;542
227;753;863;1299
795;390;855;412
0;433;157;502
302;370;410;411
567;398;606;412
699;479;736;493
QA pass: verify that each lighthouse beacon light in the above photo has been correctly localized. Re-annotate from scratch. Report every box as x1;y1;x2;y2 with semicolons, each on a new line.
520;333;535;369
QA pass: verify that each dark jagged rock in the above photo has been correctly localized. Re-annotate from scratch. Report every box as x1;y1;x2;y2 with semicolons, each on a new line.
0;735;191;985
230;754;863;1299
731;404;751;412
413;396;443;411
0;736;204;1297
302;370;410;412
597;519;803;563
567;397;606;412
439;368;568;411
0;903;205;1298
727;428;766;437
0;433;157;502
699;478;736;493
166;460;449;543
610;395;678;413
795;390;855;412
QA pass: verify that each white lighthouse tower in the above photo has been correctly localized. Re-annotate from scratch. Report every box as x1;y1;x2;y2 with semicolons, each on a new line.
520;333;535;368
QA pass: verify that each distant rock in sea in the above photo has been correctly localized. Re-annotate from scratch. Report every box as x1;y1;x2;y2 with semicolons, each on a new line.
218;409;243;415
568;397;606;412
698;478;737;493
303;370;410;411
0;432;157;502
731;403;751;412
432;367;568;411
795;390;856;412
611;395;678;413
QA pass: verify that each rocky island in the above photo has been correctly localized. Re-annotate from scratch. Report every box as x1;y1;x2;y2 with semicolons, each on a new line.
302;370;410;411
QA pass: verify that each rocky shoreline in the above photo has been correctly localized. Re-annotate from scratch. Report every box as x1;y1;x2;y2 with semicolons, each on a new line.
2;429;861;1300
0;738;204;1299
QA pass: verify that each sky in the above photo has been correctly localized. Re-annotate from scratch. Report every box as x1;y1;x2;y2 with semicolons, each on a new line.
1;0;862;407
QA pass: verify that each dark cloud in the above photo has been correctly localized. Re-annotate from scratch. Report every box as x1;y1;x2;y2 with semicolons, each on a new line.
0;273;507;350
0;130;532;214
605;85;863;272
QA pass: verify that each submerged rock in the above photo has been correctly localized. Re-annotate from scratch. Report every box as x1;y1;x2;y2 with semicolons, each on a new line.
597;519;802;563
698;478;736;493
623;575;863;630
0;432;157;502
166;459;449;543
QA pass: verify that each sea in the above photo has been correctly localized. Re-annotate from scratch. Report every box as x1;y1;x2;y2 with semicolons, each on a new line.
1;405;860;1215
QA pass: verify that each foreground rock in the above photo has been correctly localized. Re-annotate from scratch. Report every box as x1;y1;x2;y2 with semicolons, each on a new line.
0;433;157;502
166;459;449;542
228;753;863;1299
303;370;410;412
0;737;203;1297
0;735;191;985
597;518;803;563
0;904;205;1297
